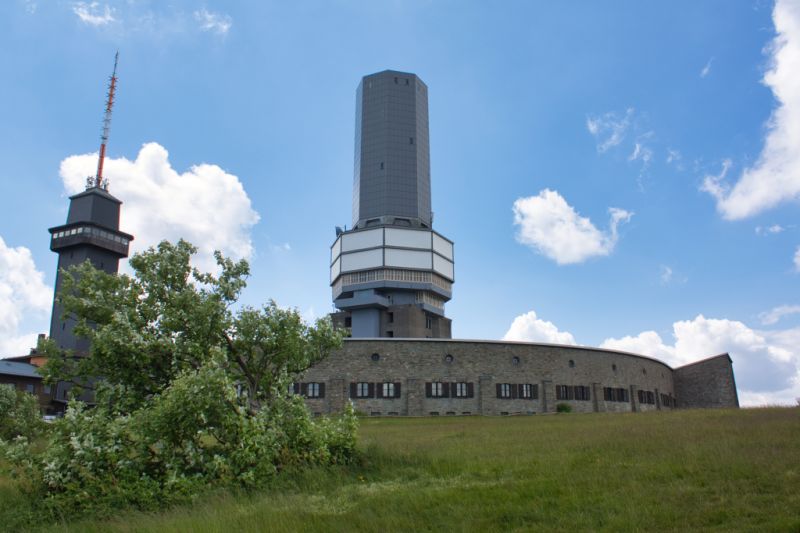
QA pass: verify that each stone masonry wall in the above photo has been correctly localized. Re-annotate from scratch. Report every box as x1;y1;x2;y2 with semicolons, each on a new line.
300;339;685;416
673;354;739;409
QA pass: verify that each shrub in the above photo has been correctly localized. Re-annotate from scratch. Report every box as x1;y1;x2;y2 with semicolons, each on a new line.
556;403;572;413
0;387;44;442
3;240;358;519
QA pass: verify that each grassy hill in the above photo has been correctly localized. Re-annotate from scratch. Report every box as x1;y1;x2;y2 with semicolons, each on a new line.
2;407;798;531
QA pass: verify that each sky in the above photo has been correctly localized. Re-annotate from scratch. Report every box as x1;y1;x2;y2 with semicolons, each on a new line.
1;0;799;406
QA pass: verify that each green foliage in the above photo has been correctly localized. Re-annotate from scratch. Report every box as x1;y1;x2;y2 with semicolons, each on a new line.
0;387;44;441
4;240;356;519
3;408;799;532
556;403;572;413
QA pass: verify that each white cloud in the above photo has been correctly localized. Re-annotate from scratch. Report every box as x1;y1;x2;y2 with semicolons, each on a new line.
512;189;633;265
59;142;260;272
700;57;714;78
666;148;682;165
702;1;800;219
72;2;114;26
503;310;577;345
755;224;785;235
601;314;800;406
660;265;673;284
586;108;634;153
194;8;232;35
628;142;653;166
700;158;733;201
795;245;800;271
0;237;52;357
759;304;800;325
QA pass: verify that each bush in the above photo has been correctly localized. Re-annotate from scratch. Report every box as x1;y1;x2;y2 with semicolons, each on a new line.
0;387;44;442
556;403;572;413
2;241;358;519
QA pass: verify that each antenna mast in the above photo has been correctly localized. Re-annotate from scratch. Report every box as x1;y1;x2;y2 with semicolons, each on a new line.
94;51;119;189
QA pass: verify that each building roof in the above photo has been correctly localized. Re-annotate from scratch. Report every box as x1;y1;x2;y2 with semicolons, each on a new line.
0;360;42;379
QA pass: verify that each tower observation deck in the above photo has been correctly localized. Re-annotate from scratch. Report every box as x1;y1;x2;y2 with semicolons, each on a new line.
330;70;454;338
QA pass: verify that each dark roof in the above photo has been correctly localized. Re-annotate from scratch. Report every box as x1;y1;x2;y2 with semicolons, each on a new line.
0;360;42;379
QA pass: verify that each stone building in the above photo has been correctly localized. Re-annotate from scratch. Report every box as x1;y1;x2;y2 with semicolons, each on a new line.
310;70;740;416
297;339;738;416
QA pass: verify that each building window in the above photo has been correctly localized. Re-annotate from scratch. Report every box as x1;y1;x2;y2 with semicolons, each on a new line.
356;382;371;398
568;360;575;368
455;382;467;397
387;312;393;323
26;383;35;394
409;137;414;144
556;385;573;400
381;382;396;398
371;353;380;361
386;331;394;337
497;383;511;399
43;385;51;395
612;364;617;372
637;390;655;405
512;356;520;365
444;354;453;363
426;381;448;398
574;385;591;401
425;316;432;329
344;316;352;327
380;162;384;170
520;383;537;399
307;382;322;398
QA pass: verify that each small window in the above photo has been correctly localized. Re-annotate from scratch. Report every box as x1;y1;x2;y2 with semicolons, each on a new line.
307;382;321;398
444;354;453;363
382;382;395;398
380;162;384;170
25;384;35;394
386;331;394;337
431;382;444;397
357;382;370;398
394;76;398;84
455;382;467;397
520;384;532;399
405;78;409;85
642;368;647;375
371;353;380;361
409;137;414;145
498;383;511;399
387;312;393;323
568;360;575;368
43;385;51;395
512;356;520;365
612;364;617;372
344;316;352;327
425;316;432;329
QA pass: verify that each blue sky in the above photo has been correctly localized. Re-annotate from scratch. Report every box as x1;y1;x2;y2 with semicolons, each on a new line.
1;0;799;405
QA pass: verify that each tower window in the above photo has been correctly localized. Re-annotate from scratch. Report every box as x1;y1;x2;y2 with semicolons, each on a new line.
425;316;432;329
387;312;393;323
409;137;414;145
394;77;398;84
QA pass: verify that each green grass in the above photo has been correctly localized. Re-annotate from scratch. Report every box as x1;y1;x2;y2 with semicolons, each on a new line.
3;408;799;532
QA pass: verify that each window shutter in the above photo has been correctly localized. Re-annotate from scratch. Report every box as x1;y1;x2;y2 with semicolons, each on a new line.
299;383;307;397
496;383;502;398
511;384;518;399
442;382;450;398
319;382;325;398
467;382;474;398
532;384;538;400
368;382;375;398
293;382;300;395
425;382;432;398
349;382;356;399
394;382;401;398
376;383;384;399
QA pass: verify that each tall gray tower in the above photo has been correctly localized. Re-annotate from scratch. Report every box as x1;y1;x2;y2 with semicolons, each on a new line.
330;70;454;338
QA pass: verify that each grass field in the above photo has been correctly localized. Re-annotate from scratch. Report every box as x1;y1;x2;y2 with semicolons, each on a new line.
2;408;799;532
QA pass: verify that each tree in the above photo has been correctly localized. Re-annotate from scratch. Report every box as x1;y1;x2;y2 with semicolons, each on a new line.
6;240;356;517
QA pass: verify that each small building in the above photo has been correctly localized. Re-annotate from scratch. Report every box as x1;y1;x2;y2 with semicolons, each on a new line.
0;359;54;413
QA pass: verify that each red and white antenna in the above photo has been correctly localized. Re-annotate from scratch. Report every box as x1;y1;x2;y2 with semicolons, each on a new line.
94;51;119;189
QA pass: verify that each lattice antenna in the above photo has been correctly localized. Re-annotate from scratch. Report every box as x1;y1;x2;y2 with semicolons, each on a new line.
94;51;119;189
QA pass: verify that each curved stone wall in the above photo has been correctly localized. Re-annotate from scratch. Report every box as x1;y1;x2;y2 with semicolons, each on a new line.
299;338;713;416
